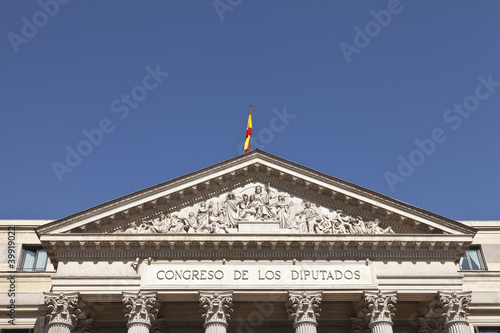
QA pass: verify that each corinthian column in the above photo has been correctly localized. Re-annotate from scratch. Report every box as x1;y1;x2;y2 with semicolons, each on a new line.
123;292;159;333
363;291;397;333
44;292;81;333
287;291;322;333
436;291;472;333
199;291;233;333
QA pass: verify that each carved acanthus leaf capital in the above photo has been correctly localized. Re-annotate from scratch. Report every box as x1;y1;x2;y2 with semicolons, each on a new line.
436;291;471;326
199;291;233;327
363;291;397;327
287;291;322;327
351;317;370;333
44;292;81;329
418;317;445;333
74;318;94;333
122;292;159;328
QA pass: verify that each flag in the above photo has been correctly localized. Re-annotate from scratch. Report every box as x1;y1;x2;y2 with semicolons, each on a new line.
244;106;252;153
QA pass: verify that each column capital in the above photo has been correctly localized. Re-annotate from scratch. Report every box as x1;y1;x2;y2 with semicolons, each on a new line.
351;317;370;333
122;291;159;329
44;292;81;331
418;317;444;333
287;291;322;328
363;290;397;327
199;291;234;328
436;291;471;327
74;318;94;333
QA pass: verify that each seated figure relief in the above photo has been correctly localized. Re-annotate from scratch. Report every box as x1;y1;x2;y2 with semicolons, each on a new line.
115;184;396;235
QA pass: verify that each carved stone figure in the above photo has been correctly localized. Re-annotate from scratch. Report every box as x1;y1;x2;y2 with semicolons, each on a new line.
334;210;354;234
196;202;212;233
151;213;169;233
239;194;259;220
366;219;395;234
221;192;238;228
318;214;333;234
168;214;186;233
254;185;276;219
183;212;199;233
295;203;321;233
275;194;291;229
110;184;402;236
352;216;367;234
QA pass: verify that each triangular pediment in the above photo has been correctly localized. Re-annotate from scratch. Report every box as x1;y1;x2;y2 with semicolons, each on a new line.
36;150;475;238
68;181;401;236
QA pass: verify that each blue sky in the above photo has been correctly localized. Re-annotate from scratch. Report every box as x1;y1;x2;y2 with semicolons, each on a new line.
1;1;499;221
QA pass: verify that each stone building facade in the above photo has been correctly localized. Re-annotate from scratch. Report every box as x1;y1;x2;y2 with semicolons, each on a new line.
1;151;499;333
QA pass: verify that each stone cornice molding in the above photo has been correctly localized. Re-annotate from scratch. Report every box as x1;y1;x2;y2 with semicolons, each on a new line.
199;291;233;328
40;233;473;264
44;292;81;330
287;291;322;327
435;291;471;327
362;290;397;327
36;151;476;237
122;291;159;329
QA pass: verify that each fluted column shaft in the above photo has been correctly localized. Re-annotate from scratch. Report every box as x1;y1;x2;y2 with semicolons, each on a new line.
295;321;318;333
44;292;81;333
205;321;228;333
200;291;234;333
123;292;159;333
127;322;150;333
47;323;73;333
438;292;472;333
445;321;469;333
369;321;393;333
363;291;397;333
287;291;322;333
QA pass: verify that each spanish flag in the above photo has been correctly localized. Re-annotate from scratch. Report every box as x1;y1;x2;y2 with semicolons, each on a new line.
244;105;252;153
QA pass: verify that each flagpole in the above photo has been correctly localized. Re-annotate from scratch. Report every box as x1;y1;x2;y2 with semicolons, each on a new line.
250;105;253;152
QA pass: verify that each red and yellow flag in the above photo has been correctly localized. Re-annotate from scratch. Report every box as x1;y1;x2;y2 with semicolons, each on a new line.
244;105;252;153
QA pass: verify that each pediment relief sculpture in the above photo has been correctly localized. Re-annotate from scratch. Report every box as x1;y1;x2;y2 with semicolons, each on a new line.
114;183;395;235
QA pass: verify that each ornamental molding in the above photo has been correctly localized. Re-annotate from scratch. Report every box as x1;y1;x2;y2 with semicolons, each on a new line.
287;291;322;327
40;233;471;265
44;292;81;330
36;151;475;237
122;291;159;328
199;291;233;327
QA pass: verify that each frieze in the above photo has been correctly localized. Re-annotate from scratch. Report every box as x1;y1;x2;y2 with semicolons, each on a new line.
113;183;395;235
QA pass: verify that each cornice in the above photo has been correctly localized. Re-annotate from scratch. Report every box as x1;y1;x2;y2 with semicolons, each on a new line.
40;233;472;263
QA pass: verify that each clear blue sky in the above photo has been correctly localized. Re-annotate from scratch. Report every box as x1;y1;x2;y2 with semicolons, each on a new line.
1;1;499;221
